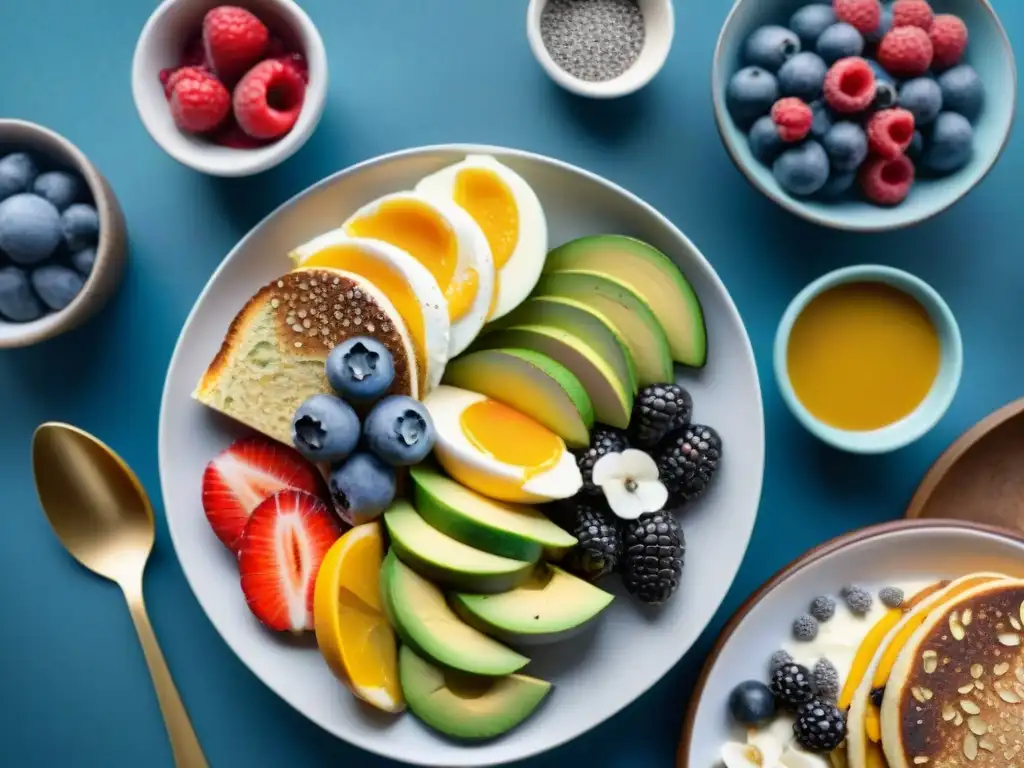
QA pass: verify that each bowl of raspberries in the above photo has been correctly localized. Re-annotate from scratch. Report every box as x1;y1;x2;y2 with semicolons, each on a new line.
132;0;328;177
713;0;1016;231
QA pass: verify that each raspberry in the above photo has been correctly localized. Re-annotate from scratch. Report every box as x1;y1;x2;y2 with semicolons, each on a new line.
771;98;814;142
165;67;230;134
859;155;915;205
233;58;306;140
891;0;934;30
930;14;968;70
833;0;882;35
867;108;916;159
823;58;876;113
878;27;934;78
203;6;270;84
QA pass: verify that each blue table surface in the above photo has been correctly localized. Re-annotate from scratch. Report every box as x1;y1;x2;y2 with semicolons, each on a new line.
1;1;1022;765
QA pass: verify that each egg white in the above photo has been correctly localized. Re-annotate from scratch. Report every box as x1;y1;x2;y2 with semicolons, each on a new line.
342;192;494;358
423;385;582;504
289;233;451;393
415;154;548;322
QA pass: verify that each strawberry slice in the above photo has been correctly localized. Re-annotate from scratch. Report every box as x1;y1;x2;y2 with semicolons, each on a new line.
201;437;324;553
238;490;341;632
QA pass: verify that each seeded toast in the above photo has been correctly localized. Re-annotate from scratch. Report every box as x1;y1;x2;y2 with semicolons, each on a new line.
194;267;418;445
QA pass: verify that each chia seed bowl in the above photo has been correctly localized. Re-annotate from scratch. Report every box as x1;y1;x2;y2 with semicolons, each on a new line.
527;0;675;98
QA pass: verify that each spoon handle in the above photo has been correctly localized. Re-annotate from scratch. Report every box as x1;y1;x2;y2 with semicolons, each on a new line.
123;584;209;768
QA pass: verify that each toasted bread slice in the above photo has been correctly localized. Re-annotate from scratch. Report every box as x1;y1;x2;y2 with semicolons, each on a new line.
194;267;418;444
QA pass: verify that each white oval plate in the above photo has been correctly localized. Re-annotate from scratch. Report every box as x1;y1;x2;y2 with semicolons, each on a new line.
679;520;1024;768
159;145;765;766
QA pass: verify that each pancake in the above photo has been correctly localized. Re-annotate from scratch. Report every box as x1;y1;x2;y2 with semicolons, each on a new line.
882;578;1024;767
845;574;1011;768
194;267;418;444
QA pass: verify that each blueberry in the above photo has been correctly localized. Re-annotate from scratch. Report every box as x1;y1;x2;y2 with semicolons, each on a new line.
744;25;801;72
899;77;943;125
362;395;436;467
816;23;864;65
60;203;99;251
818;170;857;198
32;171;81;211
727;67;780;127
325;337;396;403
748;116;785;165
938;65;985;121
867;59;895;85
823;121;868;172
921;112;973;174
291;393;361;463
0;266;44;322
810;100;834;139
328;452;397;526
0;193;61;265
789;4;837;48
71;247;96;276
865;7;893;44
0;152;38;201
773;140;830;196
30;265;83;311
728;680;776;726
872;79;898;110
908;130;924;160
778;52;828;101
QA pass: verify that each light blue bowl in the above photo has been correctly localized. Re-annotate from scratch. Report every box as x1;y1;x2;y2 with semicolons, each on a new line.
774;265;963;453
712;0;1017;231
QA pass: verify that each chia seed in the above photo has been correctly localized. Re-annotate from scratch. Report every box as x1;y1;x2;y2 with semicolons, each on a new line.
810;596;837;623
769;649;794;673
813;658;841;703
879;586;904;608
793;613;819;641
539;0;646;83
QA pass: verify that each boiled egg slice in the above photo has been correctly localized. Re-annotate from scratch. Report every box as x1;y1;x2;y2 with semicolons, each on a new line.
342;192;494;357
423;385;582;504
414;154;547;321
289;234;450;394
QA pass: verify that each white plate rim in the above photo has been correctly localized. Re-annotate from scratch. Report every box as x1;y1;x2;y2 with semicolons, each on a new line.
158;143;765;765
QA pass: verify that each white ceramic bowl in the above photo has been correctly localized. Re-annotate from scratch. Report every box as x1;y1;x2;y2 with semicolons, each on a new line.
159;145;765;765
680;519;1024;767
526;0;675;98
132;0;328;177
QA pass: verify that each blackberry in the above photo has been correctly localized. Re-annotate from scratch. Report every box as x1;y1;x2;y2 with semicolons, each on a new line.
813;658;840;703
793;614;819;641
844;586;873;615
770;662;815;709
810;596;836;622
630;383;692;447
870;686;885;708
656;424;722;501
879;586;904;608
620;511;685;604
769;649;794;673
574;426;629;496
559;501;621;581
793;699;846;752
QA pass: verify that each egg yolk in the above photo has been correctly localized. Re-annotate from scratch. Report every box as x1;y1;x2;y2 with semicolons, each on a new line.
297;245;427;391
453;168;519;271
345;199;474;321
459;398;562;477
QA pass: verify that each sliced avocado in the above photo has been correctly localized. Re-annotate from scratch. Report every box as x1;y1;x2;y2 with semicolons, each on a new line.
533;271;674;387
544;236;708;367
486;296;638;394
451;565;614;645
442;348;593;449
399;644;551;741
380;551;528;676
410;465;576;562
470;325;633;428
384;501;535;594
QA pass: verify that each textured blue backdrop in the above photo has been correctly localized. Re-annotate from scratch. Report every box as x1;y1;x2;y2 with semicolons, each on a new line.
0;1;1021;765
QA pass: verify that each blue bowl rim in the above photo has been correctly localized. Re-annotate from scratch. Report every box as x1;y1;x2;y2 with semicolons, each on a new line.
773;264;964;453
711;0;1019;233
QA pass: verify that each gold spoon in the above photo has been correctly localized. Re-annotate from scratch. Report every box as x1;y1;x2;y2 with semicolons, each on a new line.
32;422;208;768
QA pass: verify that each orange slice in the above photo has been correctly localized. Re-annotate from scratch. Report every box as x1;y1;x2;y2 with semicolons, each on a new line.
313;522;404;713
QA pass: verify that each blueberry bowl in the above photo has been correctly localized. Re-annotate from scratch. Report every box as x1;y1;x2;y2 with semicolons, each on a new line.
712;0;1016;231
0;119;127;348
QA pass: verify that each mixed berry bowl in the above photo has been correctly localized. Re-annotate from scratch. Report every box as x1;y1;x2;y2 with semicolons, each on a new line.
132;0;328;177
712;0;1016;231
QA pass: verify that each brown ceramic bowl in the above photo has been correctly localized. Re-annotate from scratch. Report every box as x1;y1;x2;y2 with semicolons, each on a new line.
0;119;127;348
906;397;1024;534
